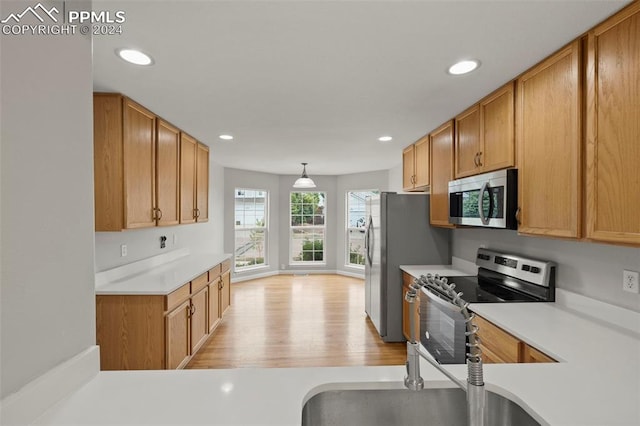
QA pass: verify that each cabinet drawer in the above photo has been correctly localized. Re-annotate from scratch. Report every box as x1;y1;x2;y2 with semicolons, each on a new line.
523;344;556;363
474;315;521;363
166;283;190;311
220;259;231;274
208;264;221;280
191;272;209;293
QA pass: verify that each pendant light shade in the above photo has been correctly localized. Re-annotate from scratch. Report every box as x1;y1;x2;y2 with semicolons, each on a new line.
293;163;316;188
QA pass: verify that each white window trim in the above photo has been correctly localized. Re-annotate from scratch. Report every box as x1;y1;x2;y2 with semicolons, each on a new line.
289;191;327;265
345;189;378;268
234;188;269;271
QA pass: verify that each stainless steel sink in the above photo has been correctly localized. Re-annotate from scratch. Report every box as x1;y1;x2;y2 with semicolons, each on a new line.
301;387;540;426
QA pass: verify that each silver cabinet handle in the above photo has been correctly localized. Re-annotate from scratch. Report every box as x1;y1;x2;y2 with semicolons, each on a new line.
515;207;522;226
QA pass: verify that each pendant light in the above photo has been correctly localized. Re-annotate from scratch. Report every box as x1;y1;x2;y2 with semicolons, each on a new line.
293;163;316;188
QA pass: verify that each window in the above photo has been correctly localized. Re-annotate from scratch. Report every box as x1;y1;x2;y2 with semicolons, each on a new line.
234;189;268;270
290;192;326;264
346;190;379;267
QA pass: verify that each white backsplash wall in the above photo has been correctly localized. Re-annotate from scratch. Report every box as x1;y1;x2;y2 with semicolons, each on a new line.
452;228;640;312
94;161;225;272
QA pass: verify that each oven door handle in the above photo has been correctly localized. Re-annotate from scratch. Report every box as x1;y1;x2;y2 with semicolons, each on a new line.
478;181;491;225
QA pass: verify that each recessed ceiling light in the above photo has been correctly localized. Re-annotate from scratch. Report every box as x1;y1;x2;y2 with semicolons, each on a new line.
116;49;154;66
378;136;393;142
448;60;480;75
219;134;234;140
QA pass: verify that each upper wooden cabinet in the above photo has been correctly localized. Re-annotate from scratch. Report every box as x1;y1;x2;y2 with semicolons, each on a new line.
516;40;582;239
180;134;209;224
402;135;430;191
94;93;208;231
586;2;640;245
94;94;157;231
196;143;210;222
156;120;181;226
180;133;197;224
455;82;515;179
429;121;455;228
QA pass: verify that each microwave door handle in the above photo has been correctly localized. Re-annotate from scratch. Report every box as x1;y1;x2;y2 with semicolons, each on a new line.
478;181;490;225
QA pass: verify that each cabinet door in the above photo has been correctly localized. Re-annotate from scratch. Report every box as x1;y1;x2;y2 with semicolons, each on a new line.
430;121;455;227
402;145;416;191
455;105;481;178
180;133;197;224
586;3;640;245
474;315;521;363
220;271;231;316
208;278;221;333
517;40;582;238
522;344;555;363
166;300;190;369
401;272;419;342
480;82;515;173
413;136;430;189
94;94;124;231
190;286;209;354
196;143;209;222
123;99;156;229
156;120;180;226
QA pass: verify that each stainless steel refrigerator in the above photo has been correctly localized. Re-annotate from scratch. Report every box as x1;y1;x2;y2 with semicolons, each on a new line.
364;192;451;342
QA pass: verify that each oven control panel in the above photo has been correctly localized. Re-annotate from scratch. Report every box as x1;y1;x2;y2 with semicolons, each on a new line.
476;248;556;288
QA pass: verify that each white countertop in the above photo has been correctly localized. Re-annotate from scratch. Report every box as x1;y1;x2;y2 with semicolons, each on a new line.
34;264;640;425
95;251;232;295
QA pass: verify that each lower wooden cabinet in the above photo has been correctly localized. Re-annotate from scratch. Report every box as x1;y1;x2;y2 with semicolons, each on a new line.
402;272;413;341
166;299;190;369
96;259;232;370
474;314;555;364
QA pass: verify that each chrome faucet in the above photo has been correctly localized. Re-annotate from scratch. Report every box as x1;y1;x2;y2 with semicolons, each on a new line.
404;274;485;426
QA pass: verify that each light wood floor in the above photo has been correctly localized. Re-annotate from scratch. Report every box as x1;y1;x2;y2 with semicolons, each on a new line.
186;274;407;369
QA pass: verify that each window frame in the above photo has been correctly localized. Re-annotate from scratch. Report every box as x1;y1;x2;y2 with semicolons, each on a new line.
234;188;269;271
345;189;379;268
289;191;327;265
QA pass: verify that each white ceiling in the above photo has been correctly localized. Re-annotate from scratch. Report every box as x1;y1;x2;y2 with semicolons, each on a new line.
93;0;629;175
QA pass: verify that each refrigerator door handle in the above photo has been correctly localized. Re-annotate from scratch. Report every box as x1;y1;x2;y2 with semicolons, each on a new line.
366;216;374;266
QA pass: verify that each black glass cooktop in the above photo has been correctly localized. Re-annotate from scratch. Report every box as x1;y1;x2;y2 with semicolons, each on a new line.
426;268;551;303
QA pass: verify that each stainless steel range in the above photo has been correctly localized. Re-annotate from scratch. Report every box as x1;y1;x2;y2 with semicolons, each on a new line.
416;248;556;364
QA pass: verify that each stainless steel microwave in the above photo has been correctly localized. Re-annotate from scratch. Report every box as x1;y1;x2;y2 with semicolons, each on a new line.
448;169;518;229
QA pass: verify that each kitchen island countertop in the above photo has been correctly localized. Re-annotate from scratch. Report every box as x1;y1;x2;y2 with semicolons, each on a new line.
32;265;640;426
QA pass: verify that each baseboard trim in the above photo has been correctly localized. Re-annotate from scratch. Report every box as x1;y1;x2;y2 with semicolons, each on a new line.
232;270;280;283
0;346;100;425
336;270;365;279
232;269;365;282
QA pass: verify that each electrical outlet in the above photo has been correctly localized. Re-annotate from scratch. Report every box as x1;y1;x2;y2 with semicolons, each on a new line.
121;244;127;257
173;234;178;245
622;270;639;293
281;264;285;270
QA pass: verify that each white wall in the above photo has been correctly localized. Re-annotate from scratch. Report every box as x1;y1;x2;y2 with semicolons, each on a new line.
336;170;389;276
452;228;640;312
94;161;225;271
224;168;280;279
0;8;95;398
224;168;390;278
387;162;404;193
